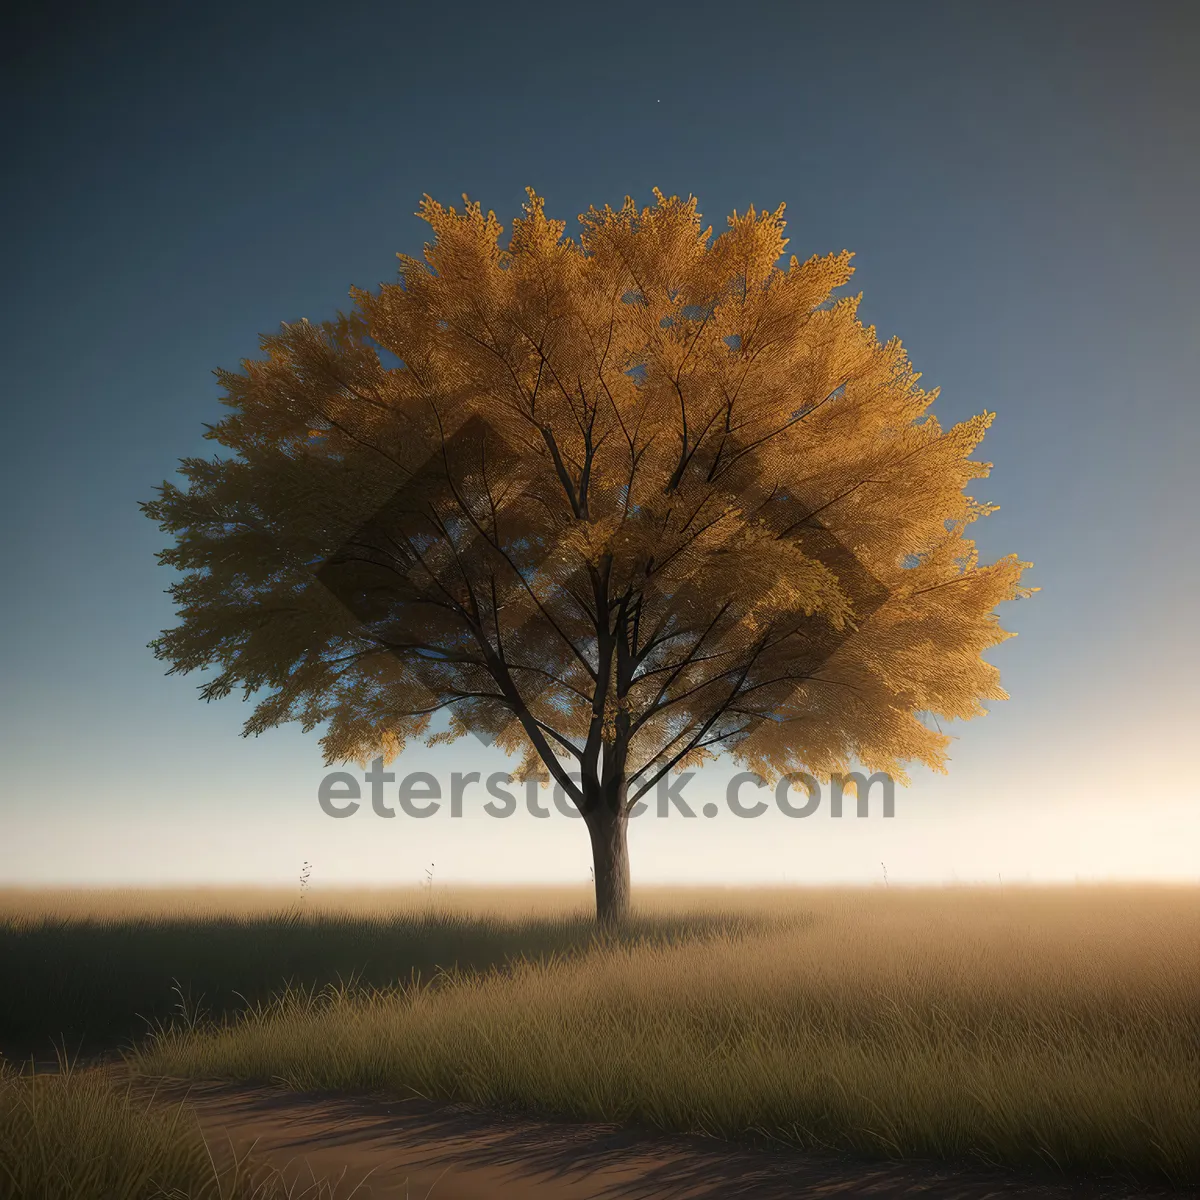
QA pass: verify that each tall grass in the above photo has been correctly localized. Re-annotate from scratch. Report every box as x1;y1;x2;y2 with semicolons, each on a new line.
133;886;1200;1186
0;886;768;1060
0;1059;359;1198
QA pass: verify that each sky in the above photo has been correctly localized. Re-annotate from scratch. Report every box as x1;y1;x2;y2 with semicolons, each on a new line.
1;1;1197;889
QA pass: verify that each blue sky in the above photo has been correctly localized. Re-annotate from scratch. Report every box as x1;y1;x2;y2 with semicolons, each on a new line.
2;1;1197;887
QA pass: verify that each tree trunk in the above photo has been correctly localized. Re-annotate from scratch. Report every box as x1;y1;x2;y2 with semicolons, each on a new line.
585;784;630;928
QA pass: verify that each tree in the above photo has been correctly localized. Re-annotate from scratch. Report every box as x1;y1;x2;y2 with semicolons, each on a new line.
142;189;1034;926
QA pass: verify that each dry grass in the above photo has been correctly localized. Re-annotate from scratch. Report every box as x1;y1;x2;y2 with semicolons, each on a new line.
0;884;599;924
122;884;1199;1186
0;1058;366;1199
0;887;758;1061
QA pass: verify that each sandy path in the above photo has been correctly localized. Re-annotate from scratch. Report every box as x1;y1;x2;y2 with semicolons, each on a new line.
135;1078;1188;1200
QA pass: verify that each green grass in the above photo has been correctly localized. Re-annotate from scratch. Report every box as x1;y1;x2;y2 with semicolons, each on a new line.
0;1058;356;1199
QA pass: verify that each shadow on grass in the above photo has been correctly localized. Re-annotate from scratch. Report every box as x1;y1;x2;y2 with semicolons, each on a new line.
0;908;793;1062
143;1080;1195;1200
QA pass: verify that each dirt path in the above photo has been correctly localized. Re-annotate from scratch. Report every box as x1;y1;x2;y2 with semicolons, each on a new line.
136;1078;1186;1200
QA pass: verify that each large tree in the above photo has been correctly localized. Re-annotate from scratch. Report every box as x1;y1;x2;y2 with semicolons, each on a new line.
143;189;1032;925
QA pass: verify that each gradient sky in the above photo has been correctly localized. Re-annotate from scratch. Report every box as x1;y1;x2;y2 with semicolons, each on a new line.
2;1;1197;889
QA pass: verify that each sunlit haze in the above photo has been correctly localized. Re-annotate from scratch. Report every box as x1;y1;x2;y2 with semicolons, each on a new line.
2;1;1197;889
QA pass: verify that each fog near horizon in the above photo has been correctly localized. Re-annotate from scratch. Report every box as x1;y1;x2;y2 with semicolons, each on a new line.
2;1;1197;889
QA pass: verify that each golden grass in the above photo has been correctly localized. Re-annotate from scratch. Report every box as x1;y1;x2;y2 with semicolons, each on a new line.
0;1059;361;1198
0;883;597;924
3;888;765;1063
125;884;1199;1185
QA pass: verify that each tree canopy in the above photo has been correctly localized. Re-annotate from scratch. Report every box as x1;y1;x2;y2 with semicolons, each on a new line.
143;188;1033;923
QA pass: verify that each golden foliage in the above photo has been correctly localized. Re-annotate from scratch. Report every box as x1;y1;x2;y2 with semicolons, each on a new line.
143;189;1033;806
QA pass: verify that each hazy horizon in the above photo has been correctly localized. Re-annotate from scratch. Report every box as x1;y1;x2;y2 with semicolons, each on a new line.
3;0;1197;889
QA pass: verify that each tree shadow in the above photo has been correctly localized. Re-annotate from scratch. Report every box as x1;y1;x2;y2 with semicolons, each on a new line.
0;907;803;1062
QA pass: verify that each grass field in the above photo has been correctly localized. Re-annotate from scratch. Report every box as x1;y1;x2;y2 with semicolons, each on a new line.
0;885;753;1061
0;1058;361;1198
3;884;1198;1188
